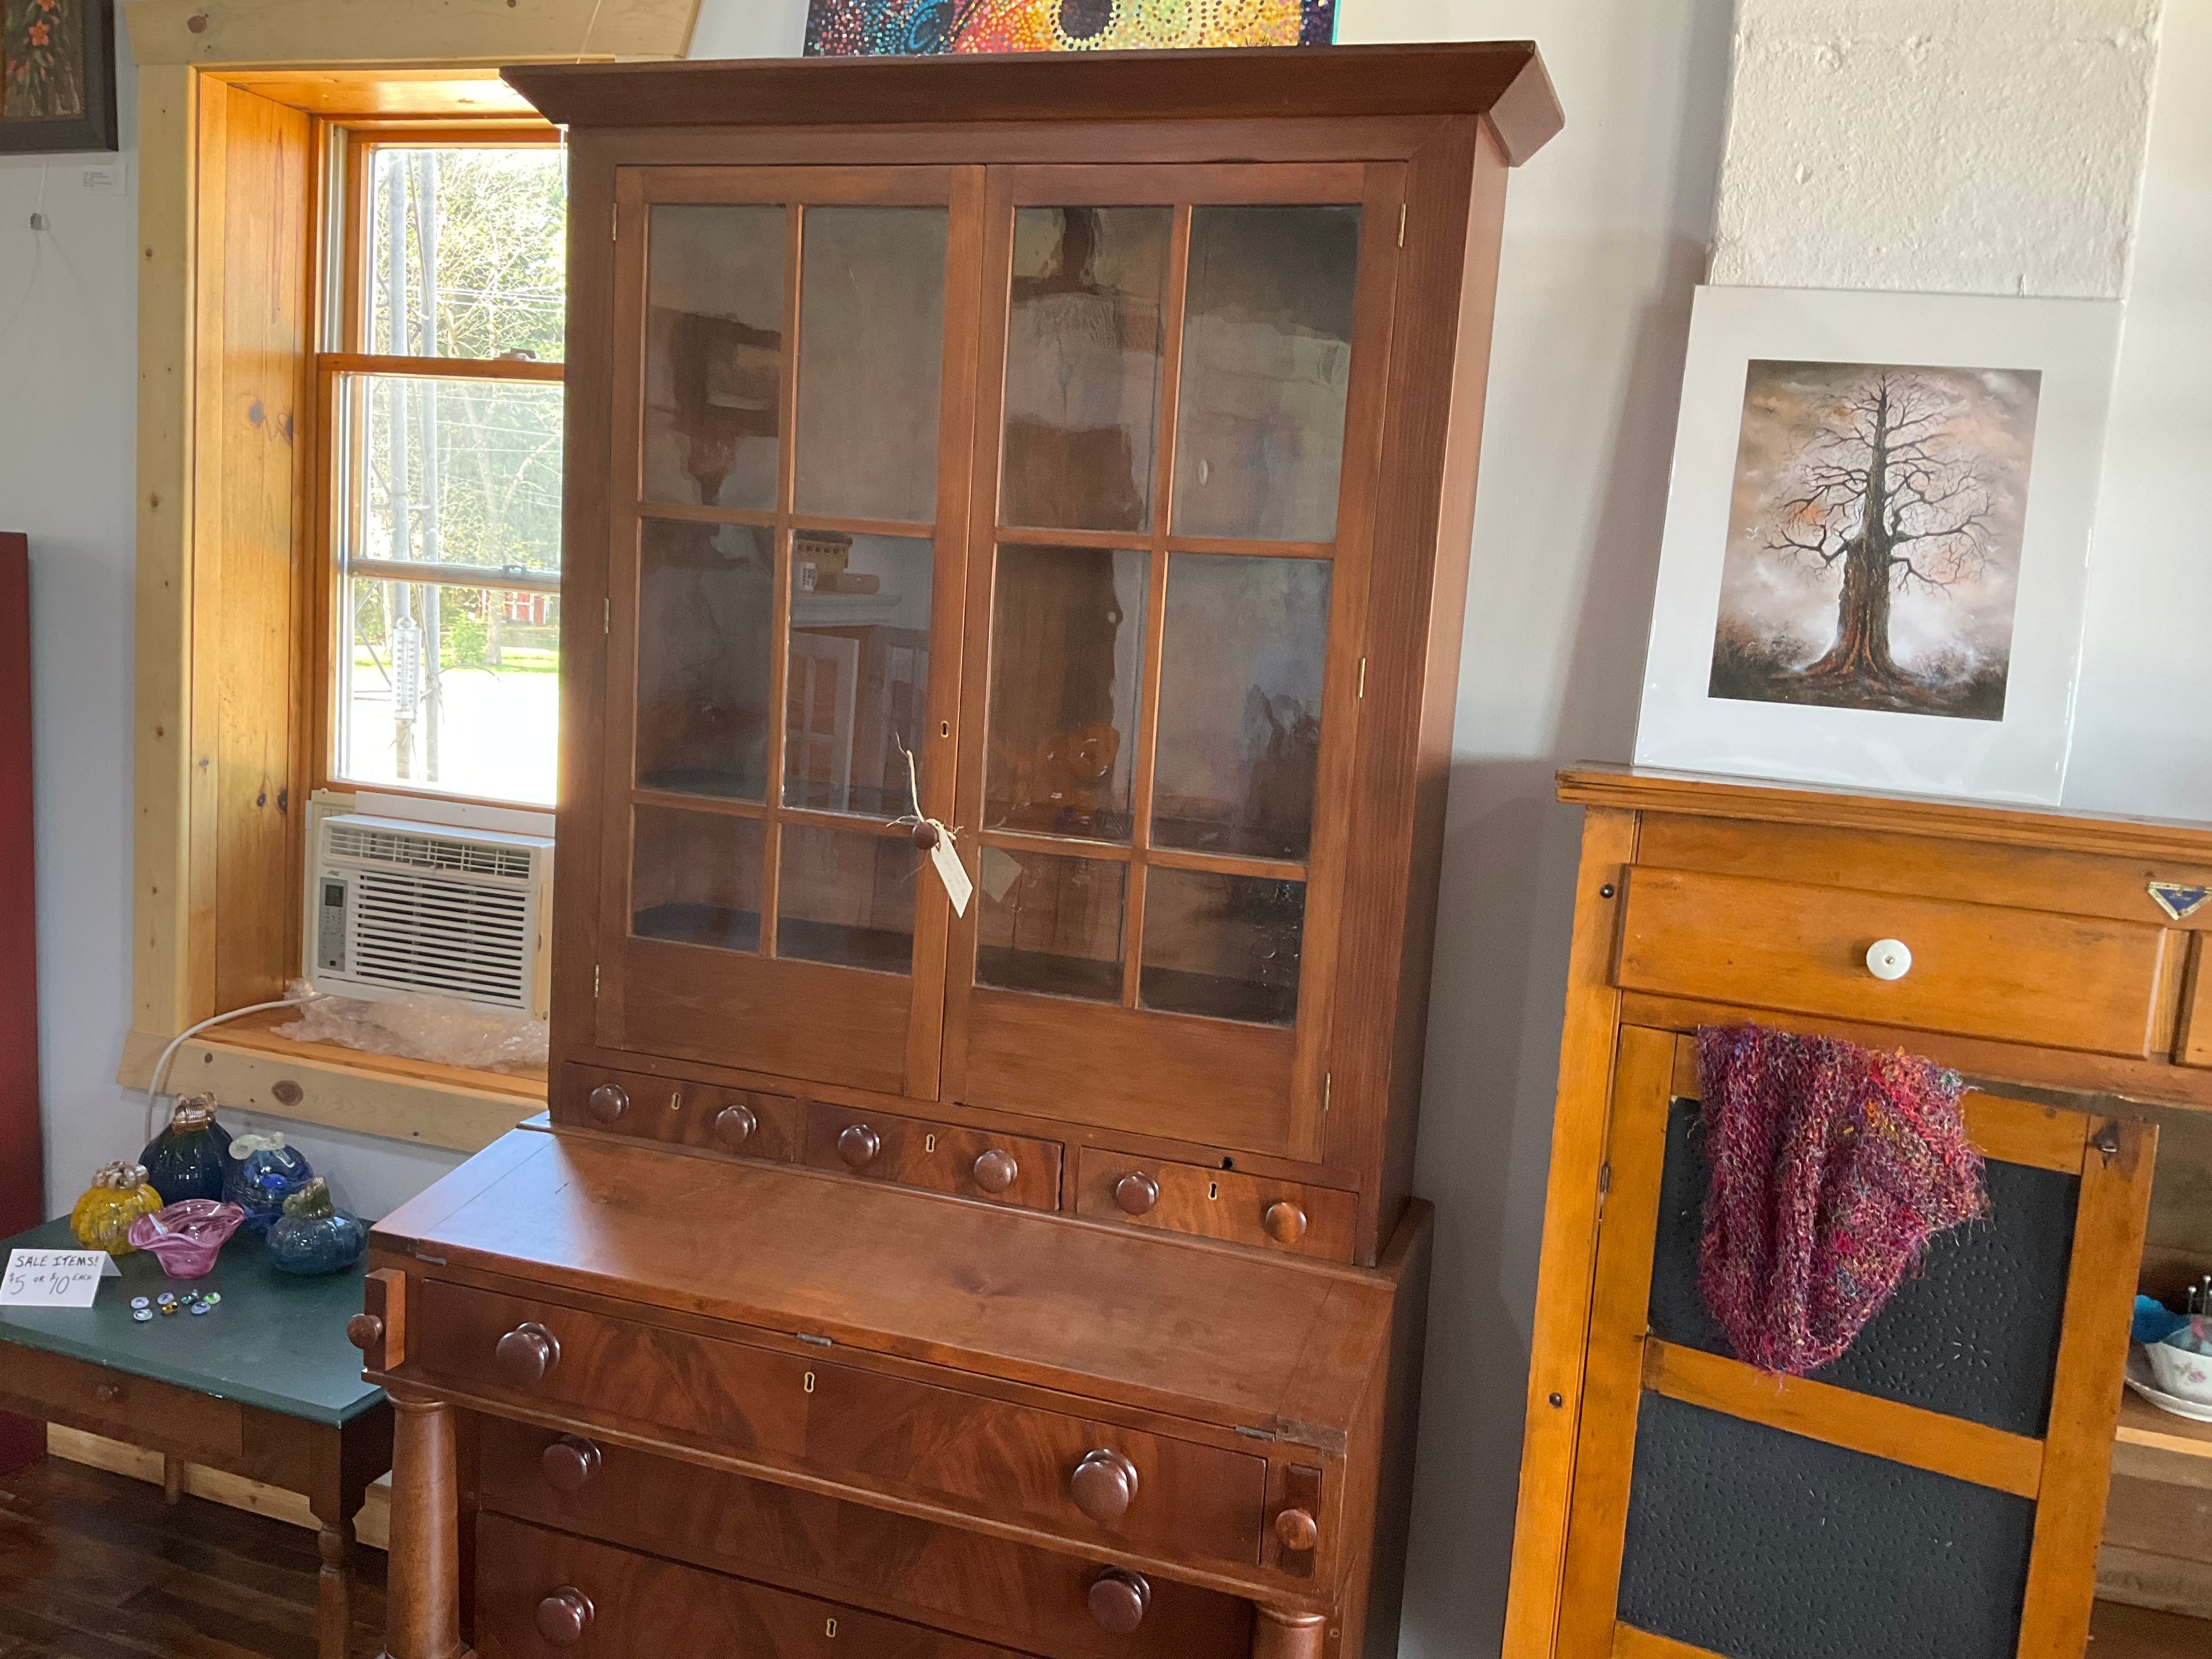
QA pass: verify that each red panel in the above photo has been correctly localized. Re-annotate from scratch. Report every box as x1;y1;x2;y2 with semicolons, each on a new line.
0;532;44;1470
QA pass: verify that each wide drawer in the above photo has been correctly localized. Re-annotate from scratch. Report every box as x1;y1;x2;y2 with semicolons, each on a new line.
1615;867;2176;1057
0;1342;244;1463
477;1418;1255;1658
476;1513;1029;1659
415;1280;1268;1568
1073;1150;1357;1262
561;1062;806;1163
803;1102;1062;1212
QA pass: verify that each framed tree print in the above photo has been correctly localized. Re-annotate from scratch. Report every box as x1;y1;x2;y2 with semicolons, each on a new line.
2;0;115;153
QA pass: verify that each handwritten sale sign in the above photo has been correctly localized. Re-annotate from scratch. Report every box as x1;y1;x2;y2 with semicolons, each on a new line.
0;1249;114;1308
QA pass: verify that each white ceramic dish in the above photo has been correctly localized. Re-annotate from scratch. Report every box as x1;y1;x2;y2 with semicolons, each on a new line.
2126;1346;2212;1424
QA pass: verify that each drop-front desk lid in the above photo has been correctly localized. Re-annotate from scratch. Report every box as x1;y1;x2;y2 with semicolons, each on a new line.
372;1128;1419;1446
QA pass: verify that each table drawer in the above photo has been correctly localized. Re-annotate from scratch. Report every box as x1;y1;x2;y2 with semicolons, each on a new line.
417;1282;1266;1567
1616;867;2176;1057
476;1514;1030;1659
477;1419;1255;1658
0;1342;244;1464
562;1062;805;1163
803;1102;1062;1212
1072;1150;1357;1262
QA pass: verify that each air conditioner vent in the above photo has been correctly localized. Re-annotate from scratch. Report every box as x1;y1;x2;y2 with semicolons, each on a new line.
347;871;532;1003
328;821;534;883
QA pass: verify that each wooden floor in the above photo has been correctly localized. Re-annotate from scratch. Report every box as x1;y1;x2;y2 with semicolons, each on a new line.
0;1457;387;1659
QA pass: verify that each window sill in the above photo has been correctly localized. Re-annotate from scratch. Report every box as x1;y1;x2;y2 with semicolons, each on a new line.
115;1009;544;1154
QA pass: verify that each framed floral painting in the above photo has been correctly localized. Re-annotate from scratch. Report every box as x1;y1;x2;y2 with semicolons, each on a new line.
2;0;116;153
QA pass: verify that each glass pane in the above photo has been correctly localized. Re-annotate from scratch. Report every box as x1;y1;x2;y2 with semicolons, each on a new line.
1139;868;1305;1026
1002;207;1172;533
632;806;764;952
345;373;565;576
777;826;916;975
635;521;776;801
983;546;1147;843
340;582;560;806
1153;555;1331;860
368;146;567;360
1171;205;1361;542
976;849;1125;1003
794;206;949;523
785;532;933;817
644;204;786;511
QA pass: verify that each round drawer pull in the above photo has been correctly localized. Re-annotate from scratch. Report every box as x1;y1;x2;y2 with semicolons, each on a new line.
837;1124;882;1170
713;1103;758;1148
495;1321;561;1388
972;1149;1019;1194
585;1083;629;1124
1865;939;1913;981
1263;1201;1308;1244
535;1587;594;1647
345;1314;382;1352
1275;1507;1320;1551
541;1435;602;1494
94;1383;122;1404
1087;1568;1152;1634
1114;1172;1159;1216
1070;1448;1139;1522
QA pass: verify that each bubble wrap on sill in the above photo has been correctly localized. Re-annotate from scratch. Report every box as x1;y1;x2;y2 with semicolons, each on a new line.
273;979;548;1072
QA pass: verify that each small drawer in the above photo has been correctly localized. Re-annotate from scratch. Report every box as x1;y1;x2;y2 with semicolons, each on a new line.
414;1281;812;1460
562;1063;804;1163
1074;1149;1358;1262
1615;867;2176;1058
804;1103;1061;1211
477;1419;1255;1658
0;1344;244;1464
476;1514;1031;1659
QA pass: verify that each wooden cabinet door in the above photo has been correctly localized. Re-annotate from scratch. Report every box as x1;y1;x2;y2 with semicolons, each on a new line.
941;162;1404;1162
595;165;985;1098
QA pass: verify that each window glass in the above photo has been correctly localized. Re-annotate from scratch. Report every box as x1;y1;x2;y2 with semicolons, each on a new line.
369;146;567;361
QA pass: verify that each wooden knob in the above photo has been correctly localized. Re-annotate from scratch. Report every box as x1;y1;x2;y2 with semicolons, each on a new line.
1070;1448;1139;1522
1114;1172;1159;1216
94;1383;122;1404
837;1124;881;1170
1263;1201;1308;1244
541;1436;601;1494
346;1313;383;1352
972;1149;1018;1194
534;1587;594;1646
713;1103;757;1147
586;1082;628;1124
495;1322;560;1388
1274;1508;1319;1551
1087;1568;1151;1634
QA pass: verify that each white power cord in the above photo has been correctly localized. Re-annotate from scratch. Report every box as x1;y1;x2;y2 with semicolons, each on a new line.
142;994;328;1144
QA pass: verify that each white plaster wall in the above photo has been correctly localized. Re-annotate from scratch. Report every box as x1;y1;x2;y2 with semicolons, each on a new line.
1711;0;2163;297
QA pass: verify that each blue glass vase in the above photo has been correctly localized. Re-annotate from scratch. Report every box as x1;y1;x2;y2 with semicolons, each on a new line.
139;1097;239;1203
266;1179;368;1276
222;1132;316;1237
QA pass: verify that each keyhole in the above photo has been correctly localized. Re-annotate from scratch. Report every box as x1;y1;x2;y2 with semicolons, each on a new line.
1207;1181;1220;1201
924;1133;936;1153
667;1090;681;1111
804;1372;816;1394
825;1616;837;1637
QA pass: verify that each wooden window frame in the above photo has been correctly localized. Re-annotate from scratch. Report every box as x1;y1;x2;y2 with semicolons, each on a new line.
118;0;701;1148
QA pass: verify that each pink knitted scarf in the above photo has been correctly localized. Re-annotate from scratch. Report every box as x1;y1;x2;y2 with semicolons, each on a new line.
1696;1024;1988;1376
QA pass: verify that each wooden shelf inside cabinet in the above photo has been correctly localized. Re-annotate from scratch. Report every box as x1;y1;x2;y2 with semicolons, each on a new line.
2116;1392;2212;1464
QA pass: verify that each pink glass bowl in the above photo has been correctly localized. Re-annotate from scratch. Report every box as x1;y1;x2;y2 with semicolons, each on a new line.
127;1200;247;1279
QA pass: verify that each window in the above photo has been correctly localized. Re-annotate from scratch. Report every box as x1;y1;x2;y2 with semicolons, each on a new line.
321;136;567;808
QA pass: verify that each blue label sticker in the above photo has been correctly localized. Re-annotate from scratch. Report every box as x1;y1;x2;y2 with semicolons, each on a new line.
2149;882;2211;922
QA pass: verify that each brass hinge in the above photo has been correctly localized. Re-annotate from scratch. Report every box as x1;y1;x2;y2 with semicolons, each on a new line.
1323;1072;1331;1113
603;596;611;633
1357;657;1367;699
611;206;619;242
1398;204;1407;247
1597;1160;1612;1221
593;964;601;998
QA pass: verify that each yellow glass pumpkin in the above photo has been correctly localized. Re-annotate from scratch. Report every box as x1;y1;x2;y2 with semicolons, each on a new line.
71;1161;165;1254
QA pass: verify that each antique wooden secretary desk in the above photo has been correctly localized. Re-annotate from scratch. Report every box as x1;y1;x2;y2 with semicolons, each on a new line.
351;44;1562;1659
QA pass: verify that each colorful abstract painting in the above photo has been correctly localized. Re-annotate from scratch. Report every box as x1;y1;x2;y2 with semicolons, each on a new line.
0;0;115;151
805;0;1336;56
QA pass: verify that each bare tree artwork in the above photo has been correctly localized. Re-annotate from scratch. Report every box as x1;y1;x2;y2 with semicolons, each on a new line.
1709;359;2042;721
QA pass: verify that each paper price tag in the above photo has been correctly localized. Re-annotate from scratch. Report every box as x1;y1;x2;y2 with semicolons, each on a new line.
0;1249;111;1308
929;836;973;918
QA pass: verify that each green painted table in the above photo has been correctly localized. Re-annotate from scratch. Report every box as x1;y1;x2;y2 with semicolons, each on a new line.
0;1215;392;1659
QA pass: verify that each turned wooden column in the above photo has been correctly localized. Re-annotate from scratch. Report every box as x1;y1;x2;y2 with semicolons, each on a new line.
382;1384;471;1659
1252;1606;1327;1659
318;1517;357;1659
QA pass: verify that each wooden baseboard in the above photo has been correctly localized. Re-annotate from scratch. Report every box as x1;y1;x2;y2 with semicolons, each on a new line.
46;1424;391;1550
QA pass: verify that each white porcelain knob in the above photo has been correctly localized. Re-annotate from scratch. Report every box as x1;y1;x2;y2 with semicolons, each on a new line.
1865;939;1912;981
